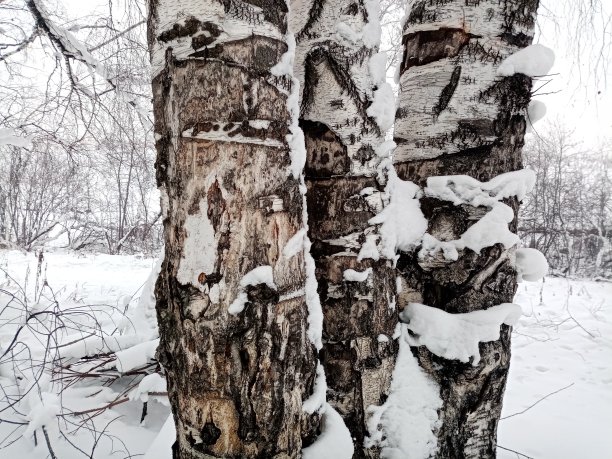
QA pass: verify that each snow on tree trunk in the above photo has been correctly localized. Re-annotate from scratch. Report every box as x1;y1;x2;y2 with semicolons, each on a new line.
292;1;398;455
147;1;320;456
393;1;539;457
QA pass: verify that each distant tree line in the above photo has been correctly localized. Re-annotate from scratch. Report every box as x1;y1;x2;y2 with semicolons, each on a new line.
1;1;609;280
0;0;160;254
520;122;612;277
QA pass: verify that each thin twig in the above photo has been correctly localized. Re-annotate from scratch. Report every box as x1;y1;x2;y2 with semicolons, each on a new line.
42;426;57;459
501;382;575;420
497;444;534;459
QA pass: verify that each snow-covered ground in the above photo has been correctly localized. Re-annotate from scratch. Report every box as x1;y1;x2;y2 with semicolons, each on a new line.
0;250;610;458
0;250;167;459
499;277;612;459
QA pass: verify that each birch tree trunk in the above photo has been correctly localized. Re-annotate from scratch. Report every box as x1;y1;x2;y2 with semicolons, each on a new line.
292;1;398;456
147;1;319;457
393;1;539;457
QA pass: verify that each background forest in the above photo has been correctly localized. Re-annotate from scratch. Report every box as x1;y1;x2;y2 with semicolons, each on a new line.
1;0;610;277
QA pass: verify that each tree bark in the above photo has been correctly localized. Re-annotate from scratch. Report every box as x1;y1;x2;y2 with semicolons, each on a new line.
148;1;319;457
393;1;539;457
292;1;398;456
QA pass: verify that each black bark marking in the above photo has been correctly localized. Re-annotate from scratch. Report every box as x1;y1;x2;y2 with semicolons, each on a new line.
433;65;461;117
296;0;325;41
158;17;202;43
246;283;279;305
501;0;538;36
343;2;360;16
499;31;532;47
395;106;409;120
463;40;504;65
222;120;287;142
187;187;207;215
354;144;375;165
301;46;379;135
222;0;287;32
193;22;222;50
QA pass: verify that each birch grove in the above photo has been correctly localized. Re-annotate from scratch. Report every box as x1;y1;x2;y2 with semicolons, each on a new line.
2;0;612;458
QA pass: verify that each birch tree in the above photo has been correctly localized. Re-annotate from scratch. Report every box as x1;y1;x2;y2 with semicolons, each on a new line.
147;0;320;456
291;1;398;454
391;0;544;457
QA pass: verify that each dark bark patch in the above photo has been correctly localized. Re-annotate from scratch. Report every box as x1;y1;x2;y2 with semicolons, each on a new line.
343;2;360;16
354;144;375;165
305;177;377;241
254;42;280;68
207;180;225;232
153;130;171;188
201;422;222;445
400;28;471;74
223;0;287;33
479;74;532;113
301;120;349;177
296;0;324;41
499;31;532;47
395;106;409;120
193;22;222;50
188;187;208;215
247;283;279;305
223;120;287;143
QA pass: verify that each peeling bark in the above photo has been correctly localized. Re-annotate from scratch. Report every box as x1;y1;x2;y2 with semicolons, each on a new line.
292;1;397;456
394;0;539;457
148;1;319;457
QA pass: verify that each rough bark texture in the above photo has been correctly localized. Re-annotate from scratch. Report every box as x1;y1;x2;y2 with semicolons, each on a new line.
291;1;398;456
394;1;539;457
148;1;319;457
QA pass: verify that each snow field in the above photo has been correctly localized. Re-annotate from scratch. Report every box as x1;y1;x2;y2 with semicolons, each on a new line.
0;251;610;458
